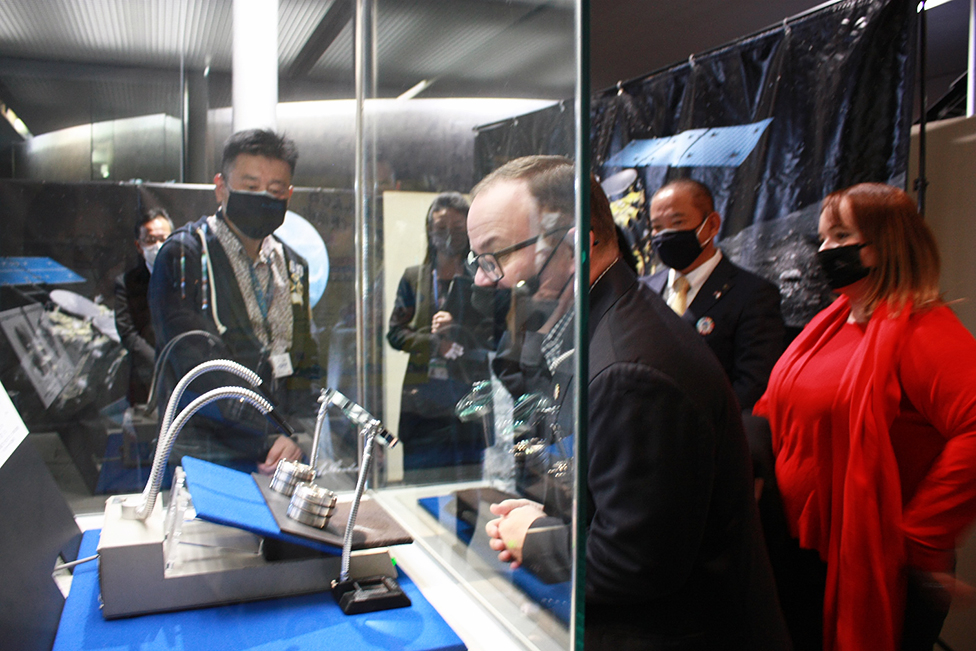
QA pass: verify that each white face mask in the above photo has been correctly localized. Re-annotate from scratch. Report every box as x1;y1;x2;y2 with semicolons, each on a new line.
143;242;163;272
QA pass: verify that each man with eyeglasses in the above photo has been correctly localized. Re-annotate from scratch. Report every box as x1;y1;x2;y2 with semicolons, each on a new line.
475;156;789;650
115;207;173;406
149;129;319;474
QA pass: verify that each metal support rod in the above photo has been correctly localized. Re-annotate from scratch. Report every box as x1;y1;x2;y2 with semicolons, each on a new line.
339;422;379;582
572;1;591;649
178;0;187;183
969;0;975;116
232;0;279;132
353;0;372;471
310;388;330;470
916;1;929;215
352;0;381;470
353;0;366;422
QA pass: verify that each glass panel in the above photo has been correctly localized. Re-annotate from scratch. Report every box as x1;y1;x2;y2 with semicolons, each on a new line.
0;2;197;517
0;1;582;648
360;1;582;648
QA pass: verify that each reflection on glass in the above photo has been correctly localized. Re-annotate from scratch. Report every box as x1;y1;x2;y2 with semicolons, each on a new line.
1;0;579;648
386;192;494;479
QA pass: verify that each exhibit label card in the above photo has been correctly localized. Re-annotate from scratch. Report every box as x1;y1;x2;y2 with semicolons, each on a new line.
0;380;29;469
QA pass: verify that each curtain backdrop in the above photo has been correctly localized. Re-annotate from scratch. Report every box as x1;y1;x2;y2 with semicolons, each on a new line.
474;0;916;330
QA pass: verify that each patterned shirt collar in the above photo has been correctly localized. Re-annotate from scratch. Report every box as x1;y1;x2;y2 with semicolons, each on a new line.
208;213;293;355
542;308;574;375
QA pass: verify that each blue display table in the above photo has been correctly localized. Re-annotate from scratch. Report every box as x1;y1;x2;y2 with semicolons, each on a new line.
418;494;570;623
0;257;84;286
53;530;465;651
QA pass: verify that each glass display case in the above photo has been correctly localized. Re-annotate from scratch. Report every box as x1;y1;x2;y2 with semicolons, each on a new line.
0;1;586;649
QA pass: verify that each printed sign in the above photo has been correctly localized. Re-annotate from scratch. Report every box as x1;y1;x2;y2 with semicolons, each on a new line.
0;380;29;469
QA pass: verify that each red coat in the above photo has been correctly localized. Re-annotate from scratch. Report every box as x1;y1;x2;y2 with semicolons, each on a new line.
755;296;976;651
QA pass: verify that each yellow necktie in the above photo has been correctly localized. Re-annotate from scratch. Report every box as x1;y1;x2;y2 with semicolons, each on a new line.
668;275;690;316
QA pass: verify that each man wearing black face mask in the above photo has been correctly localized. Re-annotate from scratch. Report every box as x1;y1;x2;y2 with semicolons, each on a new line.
149;129;319;474
641;179;785;412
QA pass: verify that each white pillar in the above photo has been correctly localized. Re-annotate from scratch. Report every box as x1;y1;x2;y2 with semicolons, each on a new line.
232;0;279;132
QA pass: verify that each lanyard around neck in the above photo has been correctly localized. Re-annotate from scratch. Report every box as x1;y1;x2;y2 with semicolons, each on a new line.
247;260;275;325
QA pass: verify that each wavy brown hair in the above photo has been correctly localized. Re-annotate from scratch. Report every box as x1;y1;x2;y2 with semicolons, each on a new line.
821;183;941;316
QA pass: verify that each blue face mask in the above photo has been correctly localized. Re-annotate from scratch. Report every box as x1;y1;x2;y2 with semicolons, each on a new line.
225;190;287;240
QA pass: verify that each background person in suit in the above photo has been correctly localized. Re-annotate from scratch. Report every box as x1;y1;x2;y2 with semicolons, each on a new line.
472;156;790;650
115;207;173;406
642;179;784;411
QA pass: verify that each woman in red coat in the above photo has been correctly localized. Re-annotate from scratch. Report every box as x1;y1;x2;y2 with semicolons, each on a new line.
754;183;976;651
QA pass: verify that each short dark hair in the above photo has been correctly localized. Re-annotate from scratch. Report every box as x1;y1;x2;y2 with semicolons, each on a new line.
134;207;174;239
589;176;618;251
654;179;715;217
220;129;299;177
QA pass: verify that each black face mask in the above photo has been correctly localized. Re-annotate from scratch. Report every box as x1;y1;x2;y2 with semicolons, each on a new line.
506;233;574;333
470;285;511;351
651;220;707;271
511;295;560;334
225;190;287;240
816;243;871;289
431;229;469;257
471;285;511;320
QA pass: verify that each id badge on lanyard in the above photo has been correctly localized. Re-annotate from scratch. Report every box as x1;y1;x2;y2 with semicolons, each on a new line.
271;352;294;379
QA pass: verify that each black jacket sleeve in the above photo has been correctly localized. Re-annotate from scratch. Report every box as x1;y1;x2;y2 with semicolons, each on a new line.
386;267;432;356
728;277;784;411
115;272;155;383
585;363;716;601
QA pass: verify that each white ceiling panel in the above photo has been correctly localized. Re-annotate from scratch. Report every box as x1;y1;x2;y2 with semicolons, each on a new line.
0;0;965;139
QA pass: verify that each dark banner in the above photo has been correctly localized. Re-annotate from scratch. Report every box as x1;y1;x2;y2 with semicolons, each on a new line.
475;0;916;329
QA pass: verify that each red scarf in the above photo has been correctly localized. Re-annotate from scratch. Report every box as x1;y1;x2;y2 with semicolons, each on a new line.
757;295;912;651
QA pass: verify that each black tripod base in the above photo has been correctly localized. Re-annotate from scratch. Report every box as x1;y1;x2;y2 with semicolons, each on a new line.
331;575;412;615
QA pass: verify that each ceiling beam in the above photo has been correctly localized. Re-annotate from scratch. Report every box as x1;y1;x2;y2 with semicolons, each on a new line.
0;56;181;84
286;0;354;79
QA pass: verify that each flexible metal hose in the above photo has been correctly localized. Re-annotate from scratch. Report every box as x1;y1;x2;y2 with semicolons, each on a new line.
158;359;262;449
131;385;274;520
144;330;222;415
129;359;260;521
340;419;382;582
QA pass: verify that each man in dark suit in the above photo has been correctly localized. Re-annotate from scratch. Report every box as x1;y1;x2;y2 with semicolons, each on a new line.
642;179;784;411
471;157;789;650
115;207;173;405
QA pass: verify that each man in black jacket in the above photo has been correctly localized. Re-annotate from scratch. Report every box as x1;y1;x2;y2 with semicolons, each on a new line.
115;207;172;405
473;157;789;650
149;129;318;473
641;179;784;411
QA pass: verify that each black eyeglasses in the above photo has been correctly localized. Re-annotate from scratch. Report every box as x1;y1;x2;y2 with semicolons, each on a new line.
466;227;569;282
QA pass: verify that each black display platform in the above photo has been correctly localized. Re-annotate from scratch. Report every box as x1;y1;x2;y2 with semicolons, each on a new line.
0;436;82;651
